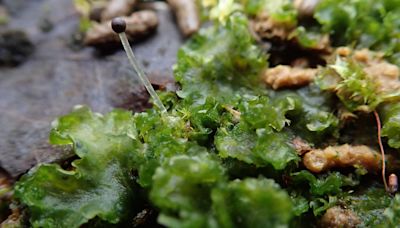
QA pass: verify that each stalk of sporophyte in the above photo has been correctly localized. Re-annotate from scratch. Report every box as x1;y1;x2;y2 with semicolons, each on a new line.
374;110;398;194
111;17;167;113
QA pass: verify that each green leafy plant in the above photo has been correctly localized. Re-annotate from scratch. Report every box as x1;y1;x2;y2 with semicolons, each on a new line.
15;107;141;227
10;1;400;227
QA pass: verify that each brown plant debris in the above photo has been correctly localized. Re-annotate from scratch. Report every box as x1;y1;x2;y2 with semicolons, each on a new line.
101;0;138;21
263;65;317;89
84;10;158;46
166;0;200;37
303;144;381;173
320;206;361;228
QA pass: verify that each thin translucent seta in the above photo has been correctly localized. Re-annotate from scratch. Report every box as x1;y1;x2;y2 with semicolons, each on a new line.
374;110;388;191
118;32;167;113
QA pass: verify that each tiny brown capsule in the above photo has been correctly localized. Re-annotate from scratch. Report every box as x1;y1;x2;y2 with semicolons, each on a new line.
388;173;398;194
111;17;126;34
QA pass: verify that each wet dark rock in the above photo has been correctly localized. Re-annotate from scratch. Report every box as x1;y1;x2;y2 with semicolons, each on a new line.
0;0;183;177
0;30;34;66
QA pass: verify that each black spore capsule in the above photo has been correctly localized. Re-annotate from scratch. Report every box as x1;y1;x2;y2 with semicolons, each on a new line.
111;17;126;34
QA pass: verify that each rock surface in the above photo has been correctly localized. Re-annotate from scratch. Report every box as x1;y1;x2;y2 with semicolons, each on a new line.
0;0;183;177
